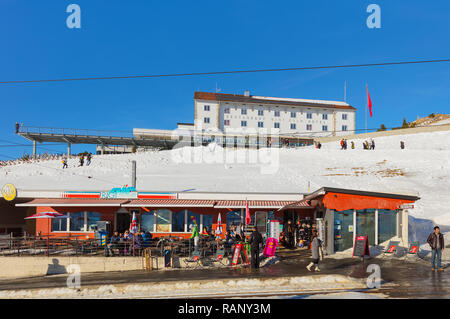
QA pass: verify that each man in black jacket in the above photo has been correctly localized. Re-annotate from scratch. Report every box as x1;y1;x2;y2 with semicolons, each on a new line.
427;226;445;271
249;228;264;269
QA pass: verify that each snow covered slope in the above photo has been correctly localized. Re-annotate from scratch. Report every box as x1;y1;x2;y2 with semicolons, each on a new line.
1;131;450;228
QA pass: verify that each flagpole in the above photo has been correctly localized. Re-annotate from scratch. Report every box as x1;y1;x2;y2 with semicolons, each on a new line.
365;83;368;135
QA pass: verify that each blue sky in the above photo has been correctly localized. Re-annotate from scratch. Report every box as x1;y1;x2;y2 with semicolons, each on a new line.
1;1;449;158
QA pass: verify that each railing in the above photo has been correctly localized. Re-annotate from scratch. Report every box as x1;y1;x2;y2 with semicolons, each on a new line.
19;126;134;139
0;235;222;258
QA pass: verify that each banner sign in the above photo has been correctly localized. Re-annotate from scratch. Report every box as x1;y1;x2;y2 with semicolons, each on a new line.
263;237;278;257
352;235;370;258
1;184;17;201
231;243;243;266
268;220;280;240
101;186;138;199
399;203;414;209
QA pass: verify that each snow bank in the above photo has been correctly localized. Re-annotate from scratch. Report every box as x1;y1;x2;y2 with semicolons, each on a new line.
1;130;449;231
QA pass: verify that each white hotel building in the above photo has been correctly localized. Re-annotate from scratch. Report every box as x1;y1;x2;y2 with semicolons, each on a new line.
194;91;356;138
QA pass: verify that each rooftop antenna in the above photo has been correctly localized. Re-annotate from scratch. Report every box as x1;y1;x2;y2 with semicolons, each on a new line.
215;82;221;93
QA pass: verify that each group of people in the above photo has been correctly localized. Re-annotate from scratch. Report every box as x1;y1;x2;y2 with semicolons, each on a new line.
281;219;316;249
106;230;153;256
363;139;376;150
61;153;93;169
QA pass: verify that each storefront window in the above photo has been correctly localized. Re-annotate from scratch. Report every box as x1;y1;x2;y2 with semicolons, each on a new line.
226;211;242;230
356;209;376;246
156;209;171;232
86;212;101;231
70;212;85;231
202;214;213;232
378;209;397;244
52;218;67;232
187;211;200;232
334;210;354;252
172;211;185;232
140;211;155;233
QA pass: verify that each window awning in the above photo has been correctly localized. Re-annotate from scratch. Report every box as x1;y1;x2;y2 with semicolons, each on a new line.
278;199;313;211
15;198;128;207
322;192;415;211
123;199;216;208
214;200;295;209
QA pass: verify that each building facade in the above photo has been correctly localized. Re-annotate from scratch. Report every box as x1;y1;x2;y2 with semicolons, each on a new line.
194;91;356;137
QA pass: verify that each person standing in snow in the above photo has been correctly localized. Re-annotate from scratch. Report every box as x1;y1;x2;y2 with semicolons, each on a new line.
351;141;355;149
427;226;445;271
371;139;375;150
79;155;84;167
306;230;323;272
15;122;19;134
340;139;344;150
400;141;405;149
86;153;92;166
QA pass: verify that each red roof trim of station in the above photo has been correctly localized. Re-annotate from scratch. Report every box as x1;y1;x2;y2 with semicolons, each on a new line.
123;199;216;208
214;200;296;209
16;198;128;207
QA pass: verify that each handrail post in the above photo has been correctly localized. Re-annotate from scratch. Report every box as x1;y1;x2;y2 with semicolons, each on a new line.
47;237;49;257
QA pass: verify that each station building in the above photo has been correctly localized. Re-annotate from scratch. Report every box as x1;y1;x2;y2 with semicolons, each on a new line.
7;185;419;253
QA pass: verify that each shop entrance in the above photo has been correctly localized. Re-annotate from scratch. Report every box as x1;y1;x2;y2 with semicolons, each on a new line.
254;211;268;236
115;209;131;233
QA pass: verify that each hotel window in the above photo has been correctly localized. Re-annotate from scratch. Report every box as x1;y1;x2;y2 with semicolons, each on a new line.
258;122;264;128
342;113;348;120
258;110;264;116
290;123;296;130
322;125;328;131
241;121;247;127
322;114;328;120
155;209;171;232
306;124;312;131
224;120;230;126
141;211;155;233
342;125;348;131
204;105;210;111
204;117;210;124
241;109;247;115
171;211;185;232
291;112;296;118
274;110;280;117
307;113;312;119
274;122;280;129
224;108;230;114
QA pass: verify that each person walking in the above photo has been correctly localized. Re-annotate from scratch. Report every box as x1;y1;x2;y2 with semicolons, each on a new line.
15;122;19;134
249;227;263;269
351;141;355;149
79;155;84;167
62;158;68;169
427;226;445;271
400;141;405;150
371;139;375;150
306;230;323;272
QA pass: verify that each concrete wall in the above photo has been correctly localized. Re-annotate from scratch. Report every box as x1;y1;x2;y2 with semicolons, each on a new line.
0;256;232;279
315;123;450;143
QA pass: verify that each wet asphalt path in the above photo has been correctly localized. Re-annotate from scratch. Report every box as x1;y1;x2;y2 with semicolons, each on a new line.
0;248;448;298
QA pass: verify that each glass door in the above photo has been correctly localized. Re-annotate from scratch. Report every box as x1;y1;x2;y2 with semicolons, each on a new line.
334;210;354;252
356;209;376;246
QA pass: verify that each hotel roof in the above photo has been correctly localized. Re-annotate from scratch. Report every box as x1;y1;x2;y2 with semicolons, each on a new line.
194;92;356;110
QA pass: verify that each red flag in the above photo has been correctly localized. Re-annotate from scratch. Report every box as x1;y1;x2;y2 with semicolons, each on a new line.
367;86;373;117
245;200;251;225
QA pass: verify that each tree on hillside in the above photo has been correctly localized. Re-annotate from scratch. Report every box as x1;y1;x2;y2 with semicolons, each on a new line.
377;124;387;132
402;118;409;128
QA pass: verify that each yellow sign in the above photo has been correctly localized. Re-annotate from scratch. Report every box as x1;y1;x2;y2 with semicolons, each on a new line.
1;184;16;201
